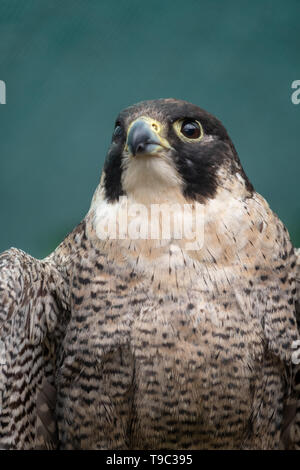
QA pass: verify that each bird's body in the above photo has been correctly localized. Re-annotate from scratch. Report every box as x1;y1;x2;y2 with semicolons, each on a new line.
0;99;299;449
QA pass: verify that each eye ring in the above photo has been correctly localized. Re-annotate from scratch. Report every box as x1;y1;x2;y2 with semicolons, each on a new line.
173;119;203;142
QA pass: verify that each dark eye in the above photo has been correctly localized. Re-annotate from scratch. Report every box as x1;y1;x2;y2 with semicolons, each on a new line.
112;124;123;140
180;120;201;139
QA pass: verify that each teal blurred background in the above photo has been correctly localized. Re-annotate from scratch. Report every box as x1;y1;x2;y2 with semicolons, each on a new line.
0;0;299;258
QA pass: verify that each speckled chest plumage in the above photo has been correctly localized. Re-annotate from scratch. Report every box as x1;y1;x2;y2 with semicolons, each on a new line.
55;214;291;450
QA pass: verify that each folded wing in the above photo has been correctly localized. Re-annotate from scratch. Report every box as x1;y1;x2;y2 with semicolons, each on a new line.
0;248;69;449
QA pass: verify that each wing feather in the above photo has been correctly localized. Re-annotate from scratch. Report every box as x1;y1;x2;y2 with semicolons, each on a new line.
0;248;68;449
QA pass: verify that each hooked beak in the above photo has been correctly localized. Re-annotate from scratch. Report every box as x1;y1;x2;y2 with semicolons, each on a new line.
126;117;170;157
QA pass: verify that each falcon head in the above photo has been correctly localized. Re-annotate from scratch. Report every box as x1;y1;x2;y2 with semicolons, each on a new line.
101;98;253;204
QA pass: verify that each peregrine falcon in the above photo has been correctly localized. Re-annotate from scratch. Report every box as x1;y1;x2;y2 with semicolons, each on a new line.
0;99;299;450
